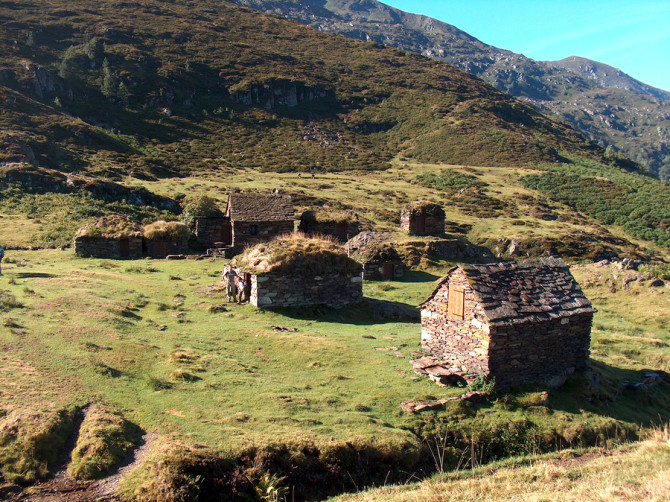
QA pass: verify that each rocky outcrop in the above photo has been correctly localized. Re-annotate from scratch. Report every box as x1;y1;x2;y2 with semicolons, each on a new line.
230;79;331;110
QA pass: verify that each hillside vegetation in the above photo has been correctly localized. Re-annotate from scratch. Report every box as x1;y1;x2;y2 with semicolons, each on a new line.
331;426;670;501
232;0;670;179
0;0;602;179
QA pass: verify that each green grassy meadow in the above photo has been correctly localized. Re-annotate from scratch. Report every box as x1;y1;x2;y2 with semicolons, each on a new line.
0;245;668;497
0;160;669;498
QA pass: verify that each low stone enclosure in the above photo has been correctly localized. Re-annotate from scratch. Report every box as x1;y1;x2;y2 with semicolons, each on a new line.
74;217;189;259
231;235;363;309
298;209;360;242
74;216;143;259
419;257;595;388
346;232;403;281
400;202;445;236
142;221;190;258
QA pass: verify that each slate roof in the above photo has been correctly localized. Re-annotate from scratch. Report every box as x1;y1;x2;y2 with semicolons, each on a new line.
226;193;294;222
421;257;595;325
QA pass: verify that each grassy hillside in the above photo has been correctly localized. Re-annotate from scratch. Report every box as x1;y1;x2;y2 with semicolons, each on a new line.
231;0;670;179
331;426;670;501
0;0;603;179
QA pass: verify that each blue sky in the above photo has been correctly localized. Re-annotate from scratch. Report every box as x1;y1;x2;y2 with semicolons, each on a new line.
382;0;670;91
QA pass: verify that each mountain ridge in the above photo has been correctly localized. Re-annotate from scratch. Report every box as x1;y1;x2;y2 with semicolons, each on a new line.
231;0;670;179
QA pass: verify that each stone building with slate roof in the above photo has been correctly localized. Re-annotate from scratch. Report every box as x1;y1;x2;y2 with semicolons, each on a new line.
194;193;294;252
226;193;294;252
419;257;594;387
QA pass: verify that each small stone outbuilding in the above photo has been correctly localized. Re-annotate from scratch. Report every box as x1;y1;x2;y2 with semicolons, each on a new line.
298;209;360;242
419;257;594;387
231;235;363;309
74;216;143;259
143;221;190;258
195;193;294;253
345;233;403;281
401;202;445;236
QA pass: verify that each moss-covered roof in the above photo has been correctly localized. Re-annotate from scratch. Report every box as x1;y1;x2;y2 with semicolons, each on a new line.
401;201;445;218
350;242;401;263
143;220;190;241
232;234;361;276
300;209;358;224
75;216;142;239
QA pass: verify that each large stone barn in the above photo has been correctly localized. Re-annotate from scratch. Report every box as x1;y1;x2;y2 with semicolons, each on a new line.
195;193;294;253
143;221;190;258
400;202;445;236
74;216;143;259
231;235;363;309
419;257;594;387
298;209;360;242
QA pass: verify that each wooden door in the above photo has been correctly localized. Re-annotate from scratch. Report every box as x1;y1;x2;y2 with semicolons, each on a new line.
221;221;232;246
336;222;347;241
119;239;130;258
154;241;166;258
415;216;426;234
382;262;394;280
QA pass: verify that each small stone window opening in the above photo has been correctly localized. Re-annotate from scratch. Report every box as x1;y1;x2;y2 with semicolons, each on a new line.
248;224;259;235
448;284;465;319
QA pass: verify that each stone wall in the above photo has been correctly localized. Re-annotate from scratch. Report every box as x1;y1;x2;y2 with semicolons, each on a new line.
194;217;230;247
420;269;491;375
145;239;189;258
362;260;404;281
74;237;143;259
247;270;363;309
298;220;360;242
488;313;592;386
232;220;294;253
400;214;444;236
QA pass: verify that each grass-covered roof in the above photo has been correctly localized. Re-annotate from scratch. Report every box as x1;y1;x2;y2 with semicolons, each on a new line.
75;216;142;239
142;220;190;241
232;234;361;276
300;209;359;225
402;202;446;218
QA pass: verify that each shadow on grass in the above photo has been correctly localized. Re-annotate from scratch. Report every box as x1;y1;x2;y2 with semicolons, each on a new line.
269;297;420;325
398;270;441;283
13;272;57;279
501;359;670;427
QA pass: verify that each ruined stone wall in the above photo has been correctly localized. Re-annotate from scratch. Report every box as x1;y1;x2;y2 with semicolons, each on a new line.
145;239;189;258
194;217;230;247
400;214;444;236
249;271;363;309
488;313;592;386
232;220;294;252
362;261;404;281
421;270;490;374
73;237;142;259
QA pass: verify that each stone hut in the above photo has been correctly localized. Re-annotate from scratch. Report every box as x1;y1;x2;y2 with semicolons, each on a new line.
194;216;229;248
419;257;595;387
142;220;190;258
346;232;403;281
195;193;294;252
231;235;363;309
400;202;445;236
298;209;360;242
74;216;143;259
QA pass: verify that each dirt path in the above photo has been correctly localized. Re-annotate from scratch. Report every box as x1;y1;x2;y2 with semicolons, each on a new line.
9;431;157;501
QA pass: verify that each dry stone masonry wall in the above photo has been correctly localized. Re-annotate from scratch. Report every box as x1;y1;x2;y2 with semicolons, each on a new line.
249;271;363;309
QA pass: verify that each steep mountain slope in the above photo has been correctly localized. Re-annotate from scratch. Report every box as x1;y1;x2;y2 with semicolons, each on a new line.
231;0;670;179
0;0;601;180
